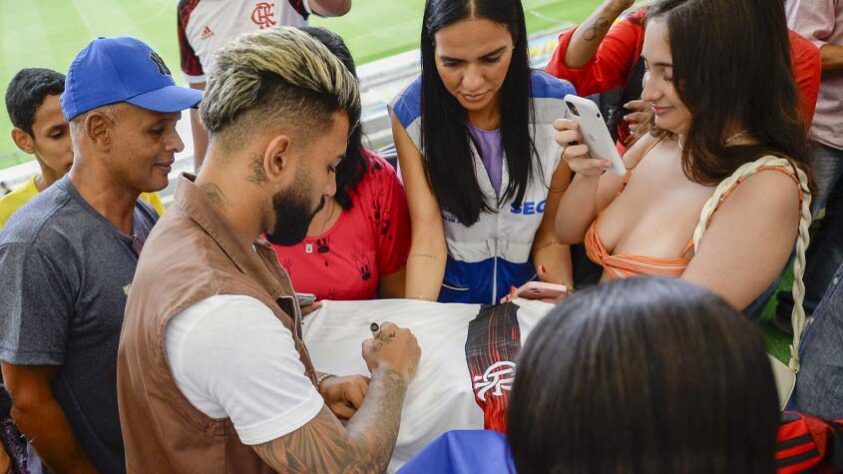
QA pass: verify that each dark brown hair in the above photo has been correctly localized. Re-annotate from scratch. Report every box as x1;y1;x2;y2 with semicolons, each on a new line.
647;0;809;185
5;68;66;137
300;26;368;211
420;0;537;225
508;277;779;474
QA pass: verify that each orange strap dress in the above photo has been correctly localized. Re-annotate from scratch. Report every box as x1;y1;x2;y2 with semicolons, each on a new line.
584;162;803;280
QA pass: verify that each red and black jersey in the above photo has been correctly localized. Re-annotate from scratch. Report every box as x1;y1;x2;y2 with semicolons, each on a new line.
176;0;311;82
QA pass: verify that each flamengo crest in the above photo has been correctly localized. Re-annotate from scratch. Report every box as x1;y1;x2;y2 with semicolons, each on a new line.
251;3;277;29
472;361;516;401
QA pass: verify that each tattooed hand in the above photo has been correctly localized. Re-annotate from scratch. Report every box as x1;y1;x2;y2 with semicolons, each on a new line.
362;322;421;383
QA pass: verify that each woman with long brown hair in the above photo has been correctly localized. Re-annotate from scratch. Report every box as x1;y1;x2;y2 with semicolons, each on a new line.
554;0;812;311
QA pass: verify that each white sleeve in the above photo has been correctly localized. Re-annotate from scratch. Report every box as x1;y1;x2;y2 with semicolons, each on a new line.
165;294;324;445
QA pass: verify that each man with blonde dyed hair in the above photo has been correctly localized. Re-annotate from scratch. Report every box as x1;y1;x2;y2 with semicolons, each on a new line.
118;27;421;473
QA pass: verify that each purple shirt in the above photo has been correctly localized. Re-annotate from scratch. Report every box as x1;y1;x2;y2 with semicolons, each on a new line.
467;123;504;196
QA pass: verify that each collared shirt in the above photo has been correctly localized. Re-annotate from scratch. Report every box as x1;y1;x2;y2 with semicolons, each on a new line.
787;0;843;149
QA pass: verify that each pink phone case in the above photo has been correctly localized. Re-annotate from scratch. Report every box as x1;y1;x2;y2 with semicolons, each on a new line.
507;281;569;301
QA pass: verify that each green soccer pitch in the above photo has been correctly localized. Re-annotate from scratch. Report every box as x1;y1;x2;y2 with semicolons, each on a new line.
0;0;602;162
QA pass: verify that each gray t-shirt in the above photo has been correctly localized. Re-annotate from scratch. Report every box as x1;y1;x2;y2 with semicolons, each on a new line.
0;176;157;474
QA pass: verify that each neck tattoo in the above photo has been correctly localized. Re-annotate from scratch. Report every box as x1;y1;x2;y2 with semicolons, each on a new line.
200;183;232;209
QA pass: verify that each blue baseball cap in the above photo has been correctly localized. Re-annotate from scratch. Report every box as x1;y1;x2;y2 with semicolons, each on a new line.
61;37;202;121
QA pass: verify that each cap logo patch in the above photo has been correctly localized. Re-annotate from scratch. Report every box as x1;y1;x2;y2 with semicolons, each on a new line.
149;51;172;77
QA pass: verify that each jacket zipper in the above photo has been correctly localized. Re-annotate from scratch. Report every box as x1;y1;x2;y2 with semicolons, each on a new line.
491;211;499;304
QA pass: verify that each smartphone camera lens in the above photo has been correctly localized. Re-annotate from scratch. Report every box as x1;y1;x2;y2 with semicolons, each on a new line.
566;102;580;117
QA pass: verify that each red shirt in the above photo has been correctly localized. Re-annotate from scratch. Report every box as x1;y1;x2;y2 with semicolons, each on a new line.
546;7;821;127
546;8;648;98
271;150;411;301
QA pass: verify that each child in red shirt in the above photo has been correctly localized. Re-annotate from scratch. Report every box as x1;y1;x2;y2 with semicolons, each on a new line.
272;149;410;301
271;27;411;302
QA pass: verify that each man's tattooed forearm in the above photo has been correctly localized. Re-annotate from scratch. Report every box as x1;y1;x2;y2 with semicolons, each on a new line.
582;16;611;41
200;183;232;209
344;368;408;470
247;153;269;186
253;369;408;473
254;406;353;473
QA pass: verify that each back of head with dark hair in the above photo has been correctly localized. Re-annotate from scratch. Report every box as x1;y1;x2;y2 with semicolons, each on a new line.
300;26;368;210
647;0;810;185
420;0;536;225
5;68;66;136
508;277;779;474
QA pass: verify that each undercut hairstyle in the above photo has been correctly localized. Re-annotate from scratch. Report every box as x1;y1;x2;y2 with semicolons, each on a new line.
300;26;368;211
647;0;810;185
200;26;361;155
420;0;537;226
5;68;66;136
508;277;779;474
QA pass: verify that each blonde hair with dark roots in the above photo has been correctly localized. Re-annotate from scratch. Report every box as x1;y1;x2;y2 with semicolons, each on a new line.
200;26;360;151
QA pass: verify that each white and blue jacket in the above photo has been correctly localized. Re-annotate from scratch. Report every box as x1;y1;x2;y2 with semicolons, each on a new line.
390;71;575;304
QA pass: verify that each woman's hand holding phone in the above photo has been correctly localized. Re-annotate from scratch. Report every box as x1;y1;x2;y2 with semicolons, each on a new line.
554;118;614;178
500;265;572;304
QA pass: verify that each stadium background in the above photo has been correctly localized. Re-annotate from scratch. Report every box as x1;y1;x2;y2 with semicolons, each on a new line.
0;0;792;358
0;0;602;163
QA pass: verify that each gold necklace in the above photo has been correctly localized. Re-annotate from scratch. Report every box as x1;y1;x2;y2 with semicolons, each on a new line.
318;198;337;235
305;200;337;255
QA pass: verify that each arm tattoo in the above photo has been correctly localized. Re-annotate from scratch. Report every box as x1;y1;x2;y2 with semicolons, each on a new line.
370;331;395;353
582;16;612;41
247;153;269;186
253;368;408;473
200;183;232;209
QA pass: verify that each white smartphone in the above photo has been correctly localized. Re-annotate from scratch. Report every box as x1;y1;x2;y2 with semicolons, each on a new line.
516;281;568;300
499;281;569;303
563;94;627;176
